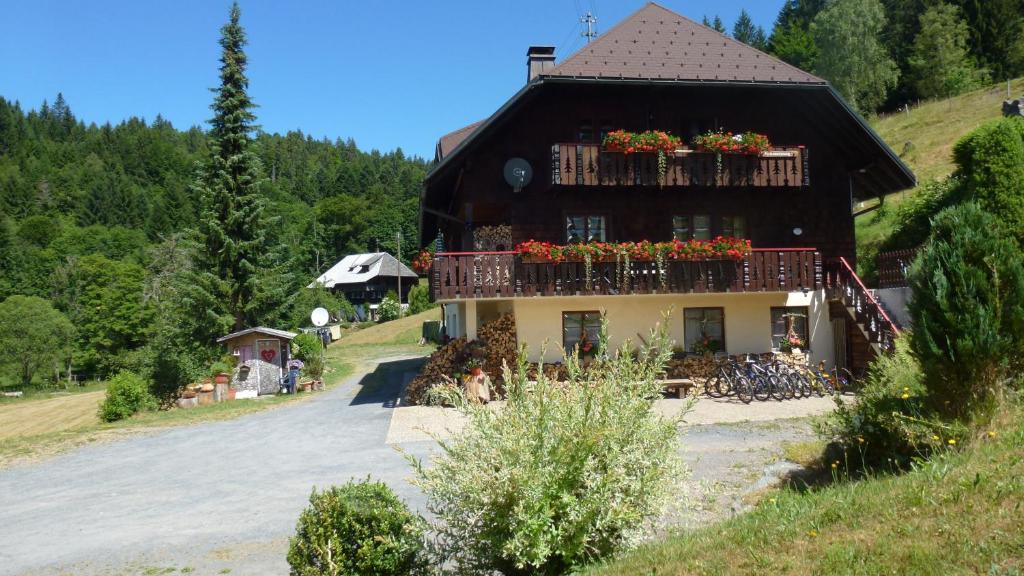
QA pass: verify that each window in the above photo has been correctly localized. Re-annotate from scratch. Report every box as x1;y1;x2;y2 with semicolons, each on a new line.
563;311;601;355
772;306;809;351
672;215;711;241
566;215;606;243
578;122;594;143
684;308;725;353
721;215;747;239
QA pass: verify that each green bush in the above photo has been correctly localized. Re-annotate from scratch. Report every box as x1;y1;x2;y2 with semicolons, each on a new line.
406;283;433;315
907;203;1024;419
98;371;156;422
410;315;686;575
953;117;1024;242
287;479;426;576
303;353;324;381
378;291;401;322
820;340;964;469
292;332;322;362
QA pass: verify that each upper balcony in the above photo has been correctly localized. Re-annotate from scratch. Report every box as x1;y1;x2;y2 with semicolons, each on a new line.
430;249;822;302
550;143;809;188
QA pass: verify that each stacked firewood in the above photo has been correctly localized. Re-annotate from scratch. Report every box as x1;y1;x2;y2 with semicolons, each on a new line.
664;355;718;380
405;337;468;405
477;313;518;388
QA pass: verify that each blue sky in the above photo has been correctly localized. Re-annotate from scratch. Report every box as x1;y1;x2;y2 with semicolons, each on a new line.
0;1;785;159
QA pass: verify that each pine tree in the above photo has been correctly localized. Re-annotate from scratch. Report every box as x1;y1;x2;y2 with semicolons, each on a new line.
733;10;768;50
909;3;987;99
192;2;272;334
767;0;826;70
812;0;899;114
712;15;727;34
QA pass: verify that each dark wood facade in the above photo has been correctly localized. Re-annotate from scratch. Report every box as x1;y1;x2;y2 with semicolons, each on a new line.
422;82;889;266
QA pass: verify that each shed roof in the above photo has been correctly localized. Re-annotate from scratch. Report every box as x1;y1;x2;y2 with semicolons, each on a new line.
217;327;298;343
311;252;418;289
541;3;824;84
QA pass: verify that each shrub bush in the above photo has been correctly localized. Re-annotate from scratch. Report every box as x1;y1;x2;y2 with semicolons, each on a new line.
286;479;426;576
407;283;433;315
907;203;1024;419
953;117;1024;241
98;371;156;422
378;292;401;322
819;340;964;469
410;315;686;575
292;332;322;362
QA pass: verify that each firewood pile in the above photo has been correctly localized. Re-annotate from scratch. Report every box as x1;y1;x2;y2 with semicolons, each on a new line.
664;355;718;380
476;313;518;389
405;314;520;405
405;337;469;405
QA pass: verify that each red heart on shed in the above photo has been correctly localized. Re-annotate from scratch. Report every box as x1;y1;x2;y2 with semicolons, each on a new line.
260;349;277;362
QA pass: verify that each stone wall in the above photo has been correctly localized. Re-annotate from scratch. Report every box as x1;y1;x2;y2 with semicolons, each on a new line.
233;359;283;395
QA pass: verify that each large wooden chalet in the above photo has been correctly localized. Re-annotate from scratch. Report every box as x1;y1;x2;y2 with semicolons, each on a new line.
420;3;913;371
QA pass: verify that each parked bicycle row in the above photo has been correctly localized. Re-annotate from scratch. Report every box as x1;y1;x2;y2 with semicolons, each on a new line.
702;353;853;404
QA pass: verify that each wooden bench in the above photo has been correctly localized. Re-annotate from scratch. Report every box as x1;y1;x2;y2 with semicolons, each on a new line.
658;378;694;398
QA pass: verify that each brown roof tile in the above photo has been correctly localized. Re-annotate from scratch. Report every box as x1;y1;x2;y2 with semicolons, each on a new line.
543;2;824;84
436;120;484;161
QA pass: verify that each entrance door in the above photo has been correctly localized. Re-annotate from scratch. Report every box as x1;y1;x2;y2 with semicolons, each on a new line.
256;339;283;375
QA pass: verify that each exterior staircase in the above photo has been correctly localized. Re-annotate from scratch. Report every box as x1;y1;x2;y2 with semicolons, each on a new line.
825;257;902;368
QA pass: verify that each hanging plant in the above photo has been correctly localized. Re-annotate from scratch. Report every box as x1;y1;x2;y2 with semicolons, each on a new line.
601;130;681;154
411;250;433;274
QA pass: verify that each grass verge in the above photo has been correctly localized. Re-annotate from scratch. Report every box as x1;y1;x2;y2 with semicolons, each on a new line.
585;405;1024;575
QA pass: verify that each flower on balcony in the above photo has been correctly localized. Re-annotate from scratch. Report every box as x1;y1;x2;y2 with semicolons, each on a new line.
692;130;772;155
601;130;681;154
691;335;722;356
514;237;751;263
411;250;433;274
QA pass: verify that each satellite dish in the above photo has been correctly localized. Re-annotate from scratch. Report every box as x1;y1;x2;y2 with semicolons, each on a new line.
310;307;329;327
503;158;533;192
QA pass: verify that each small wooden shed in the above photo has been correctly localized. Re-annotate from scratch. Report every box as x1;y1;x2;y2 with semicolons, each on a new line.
217;327;297;396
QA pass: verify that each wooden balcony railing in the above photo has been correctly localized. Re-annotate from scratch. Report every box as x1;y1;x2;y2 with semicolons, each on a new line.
876;248;919;289
550;143;809;188
825;257;899;353
430;249;822;301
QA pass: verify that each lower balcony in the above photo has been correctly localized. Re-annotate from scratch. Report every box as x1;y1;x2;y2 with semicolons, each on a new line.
429;249;822;301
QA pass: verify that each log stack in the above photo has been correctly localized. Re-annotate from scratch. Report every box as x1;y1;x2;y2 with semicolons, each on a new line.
476;313;518;390
405;337;468;405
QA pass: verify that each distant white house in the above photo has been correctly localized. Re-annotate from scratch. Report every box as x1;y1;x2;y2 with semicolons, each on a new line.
311;252;418;319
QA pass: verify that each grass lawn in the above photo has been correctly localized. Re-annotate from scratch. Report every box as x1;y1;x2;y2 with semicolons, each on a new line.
0;307;440;468
856;77;1024;254
586;405;1024;575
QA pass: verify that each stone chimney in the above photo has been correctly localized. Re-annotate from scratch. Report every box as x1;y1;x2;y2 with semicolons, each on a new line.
527;46;555;82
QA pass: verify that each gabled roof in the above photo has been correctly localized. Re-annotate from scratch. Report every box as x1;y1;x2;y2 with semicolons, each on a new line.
310;252;418;289
542;3;824;84
436;120;484;161
217;327;297;343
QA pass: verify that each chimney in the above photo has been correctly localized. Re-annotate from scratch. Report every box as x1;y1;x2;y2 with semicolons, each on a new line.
526;46;555;82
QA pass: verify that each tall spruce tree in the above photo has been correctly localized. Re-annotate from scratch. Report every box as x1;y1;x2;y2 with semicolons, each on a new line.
733;10;768;51
193;2;271;334
909;3;987;99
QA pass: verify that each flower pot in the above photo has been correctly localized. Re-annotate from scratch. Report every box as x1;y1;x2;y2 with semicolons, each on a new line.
226;387;236;401
470;367;483;377
302;382;313;392
214;373;229;385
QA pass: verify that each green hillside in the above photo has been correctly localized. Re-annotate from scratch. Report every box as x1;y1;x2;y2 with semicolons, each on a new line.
857;78;1024;251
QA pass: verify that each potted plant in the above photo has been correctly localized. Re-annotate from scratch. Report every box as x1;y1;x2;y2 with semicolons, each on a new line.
301;355;323;390
692;130;771;155
691;335;722;356
210;361;231;385
465;358;483;378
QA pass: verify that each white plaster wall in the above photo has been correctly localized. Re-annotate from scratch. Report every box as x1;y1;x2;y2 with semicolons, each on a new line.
510;289;834;367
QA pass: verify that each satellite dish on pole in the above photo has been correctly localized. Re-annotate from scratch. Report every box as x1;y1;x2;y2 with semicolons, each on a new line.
503;158;533;193
310;307;329;327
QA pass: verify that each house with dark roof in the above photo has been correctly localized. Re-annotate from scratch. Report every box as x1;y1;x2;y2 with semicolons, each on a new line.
312;252;418;319
420;3;913;372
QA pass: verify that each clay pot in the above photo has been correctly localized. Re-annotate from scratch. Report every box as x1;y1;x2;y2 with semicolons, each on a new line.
214;373;229;385
200;383;215;393
226;387;236;401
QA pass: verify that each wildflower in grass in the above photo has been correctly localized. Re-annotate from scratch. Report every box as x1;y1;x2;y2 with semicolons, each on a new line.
948;439;956;445
808;530;818;538
932;435;940;441
831;461;838;469
901;393;910;399
988;431;997;438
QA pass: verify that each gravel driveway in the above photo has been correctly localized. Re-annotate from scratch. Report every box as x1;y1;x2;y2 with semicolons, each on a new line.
0;357;432;576
0;358;830;575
